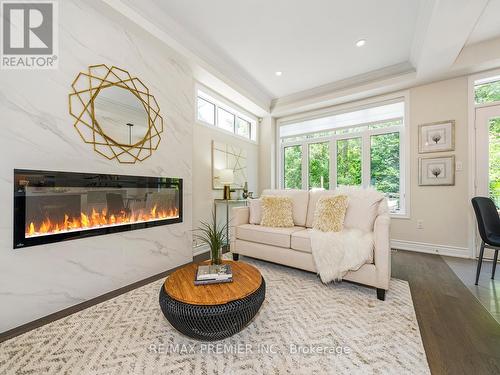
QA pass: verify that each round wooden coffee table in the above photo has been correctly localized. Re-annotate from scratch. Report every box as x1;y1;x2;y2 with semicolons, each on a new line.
159;260;265;341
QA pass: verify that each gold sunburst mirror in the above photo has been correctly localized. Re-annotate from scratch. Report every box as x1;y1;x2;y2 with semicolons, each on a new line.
69;64;164;164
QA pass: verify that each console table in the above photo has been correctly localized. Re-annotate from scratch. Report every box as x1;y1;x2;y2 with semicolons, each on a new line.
214;199;248;250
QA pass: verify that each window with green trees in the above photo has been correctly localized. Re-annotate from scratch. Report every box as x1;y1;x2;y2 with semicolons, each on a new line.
336;138;362;186
475;79;500;104
280;100;406;214
309;142;330;189
284;145;302;189
371;132;400;211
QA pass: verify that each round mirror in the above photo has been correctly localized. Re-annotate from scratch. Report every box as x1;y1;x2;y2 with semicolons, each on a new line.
93;85;149;146
69;64;164;164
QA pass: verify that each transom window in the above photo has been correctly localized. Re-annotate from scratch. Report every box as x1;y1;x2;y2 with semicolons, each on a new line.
196;90;257;141
280;100;407;215
474;75;500;105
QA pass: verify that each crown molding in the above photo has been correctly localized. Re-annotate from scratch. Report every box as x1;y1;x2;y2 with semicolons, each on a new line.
271;63;416;117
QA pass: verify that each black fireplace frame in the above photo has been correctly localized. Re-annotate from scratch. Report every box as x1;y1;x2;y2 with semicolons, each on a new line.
13;169;183;249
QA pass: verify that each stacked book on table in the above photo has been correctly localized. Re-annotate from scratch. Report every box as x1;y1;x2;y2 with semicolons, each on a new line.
195;264;233;285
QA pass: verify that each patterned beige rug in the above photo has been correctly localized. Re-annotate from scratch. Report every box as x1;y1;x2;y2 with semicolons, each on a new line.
0;257;430;374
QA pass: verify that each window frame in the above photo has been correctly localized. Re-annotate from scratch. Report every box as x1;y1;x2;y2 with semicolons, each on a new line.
195;86;258;143
277;94;410;217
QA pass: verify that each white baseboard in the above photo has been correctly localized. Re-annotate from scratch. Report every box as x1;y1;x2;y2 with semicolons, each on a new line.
391;239;472;258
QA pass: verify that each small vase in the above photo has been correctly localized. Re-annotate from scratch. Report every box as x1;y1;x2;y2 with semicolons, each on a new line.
211;247;222;265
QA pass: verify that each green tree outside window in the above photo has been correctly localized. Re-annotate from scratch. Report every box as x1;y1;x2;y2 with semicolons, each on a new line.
337;138;362;186
371;132;400;210
284;145;302;189
308;142;329;189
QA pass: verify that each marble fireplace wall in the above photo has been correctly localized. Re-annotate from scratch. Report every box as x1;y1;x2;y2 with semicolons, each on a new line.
0;1;193;332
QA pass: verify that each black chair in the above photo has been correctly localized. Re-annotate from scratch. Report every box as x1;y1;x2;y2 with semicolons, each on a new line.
471;197;500;285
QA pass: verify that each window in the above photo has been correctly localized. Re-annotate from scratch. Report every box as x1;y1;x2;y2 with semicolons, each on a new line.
217;107;235;133
280;100;407;214
197;97;215;125
370;132;401;211
196;89;257;141
475;77;500;104
283;145;302;189
336;137;362;186
308;142;329;189
236;117;250;138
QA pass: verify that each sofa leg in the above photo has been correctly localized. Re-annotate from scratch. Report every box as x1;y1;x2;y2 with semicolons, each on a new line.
376;288;386;301
232;253;239;261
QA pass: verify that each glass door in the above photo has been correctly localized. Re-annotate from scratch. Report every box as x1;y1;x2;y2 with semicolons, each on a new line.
474;103;500;259
475;104;500;207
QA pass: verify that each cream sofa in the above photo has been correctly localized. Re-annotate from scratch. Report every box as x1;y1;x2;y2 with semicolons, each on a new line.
230;189;391;300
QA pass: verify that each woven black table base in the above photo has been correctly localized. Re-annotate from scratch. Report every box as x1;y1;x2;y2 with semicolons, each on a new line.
159;278;266;341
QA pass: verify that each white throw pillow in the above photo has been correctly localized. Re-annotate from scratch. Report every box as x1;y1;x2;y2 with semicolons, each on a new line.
248;199;262;224
335;186;384;232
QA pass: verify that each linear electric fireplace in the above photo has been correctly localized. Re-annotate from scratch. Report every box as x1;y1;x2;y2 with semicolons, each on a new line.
13;170;183;249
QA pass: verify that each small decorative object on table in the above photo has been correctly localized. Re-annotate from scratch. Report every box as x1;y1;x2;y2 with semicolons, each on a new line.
242;181;249;199
195;264;233;285
194;211;226;265
219;169;234;200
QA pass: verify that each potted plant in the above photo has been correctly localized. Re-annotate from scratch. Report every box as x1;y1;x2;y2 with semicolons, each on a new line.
194;211;227;265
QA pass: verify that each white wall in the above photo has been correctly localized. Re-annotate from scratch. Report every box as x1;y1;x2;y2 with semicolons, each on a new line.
258;117;276;193
192;124;259;242
0;1;193;332
391;77;470;256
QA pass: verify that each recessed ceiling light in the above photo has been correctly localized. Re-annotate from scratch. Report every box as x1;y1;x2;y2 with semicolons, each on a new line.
275;71;283;76
355;39;366;47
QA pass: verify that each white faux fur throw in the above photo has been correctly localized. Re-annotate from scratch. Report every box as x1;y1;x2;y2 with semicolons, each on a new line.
310;228;374;283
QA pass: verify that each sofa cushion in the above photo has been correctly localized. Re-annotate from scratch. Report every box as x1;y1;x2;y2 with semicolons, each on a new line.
262;189;309;226
290;229;312;253
306;189;335;228
235;224;304;248
313;195;348;232
261;196;294;227
248;199;262;224
336;186;384;232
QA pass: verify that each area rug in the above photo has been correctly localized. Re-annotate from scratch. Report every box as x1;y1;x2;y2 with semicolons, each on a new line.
0;257;430;374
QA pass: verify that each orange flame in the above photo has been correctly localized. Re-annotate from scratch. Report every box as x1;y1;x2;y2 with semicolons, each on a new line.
25;206;179;237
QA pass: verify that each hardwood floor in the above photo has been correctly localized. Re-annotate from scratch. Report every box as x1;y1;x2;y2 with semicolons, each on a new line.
392;250;500;374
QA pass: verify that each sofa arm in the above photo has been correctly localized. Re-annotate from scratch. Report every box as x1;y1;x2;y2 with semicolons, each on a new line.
373;214;391;290
230;206;249;247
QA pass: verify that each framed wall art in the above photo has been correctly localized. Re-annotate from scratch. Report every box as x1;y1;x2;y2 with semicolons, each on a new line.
211;141;247;190
418;120;455;153
418;155;455;186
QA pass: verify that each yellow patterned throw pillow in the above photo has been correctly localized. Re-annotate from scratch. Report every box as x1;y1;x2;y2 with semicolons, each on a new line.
260;196;294;227
313;195;349;232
